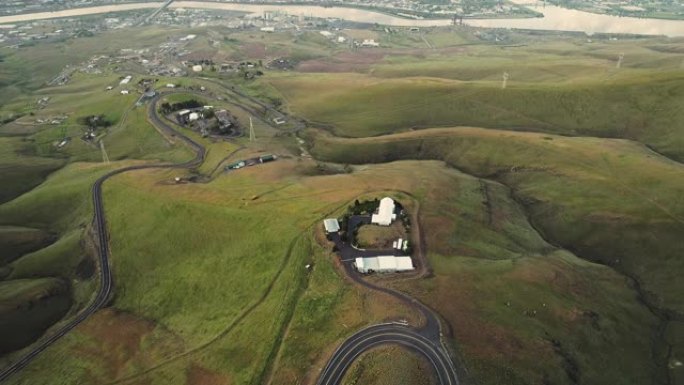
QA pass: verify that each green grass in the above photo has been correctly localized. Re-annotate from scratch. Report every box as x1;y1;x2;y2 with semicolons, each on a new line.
0;137;65;204
3;161;432;385
0;278;71;356
309;128;684;310
355;222;406;249
418;252;662;385
342;346;437;385
0;68;194;362
270;70;684;160
308;127;684;382
3;163;337;383
0;226;55;266
3;23;684;385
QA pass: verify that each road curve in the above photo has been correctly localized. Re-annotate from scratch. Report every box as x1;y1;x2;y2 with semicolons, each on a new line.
0;94;205;383
187;86;460;383
314;261;460;385
317;323;458;385
0;88;460;385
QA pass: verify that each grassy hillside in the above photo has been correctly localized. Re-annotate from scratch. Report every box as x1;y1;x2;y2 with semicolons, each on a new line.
342;346;437;385
0;226;56;267
0;70;194;360
0;278;71;356
269;70;684;160
5;158;663;385
0;137;65;204
2;23;683;385
5;161;430;385
308;128;684;312
307;127;684;382
0;26;188;107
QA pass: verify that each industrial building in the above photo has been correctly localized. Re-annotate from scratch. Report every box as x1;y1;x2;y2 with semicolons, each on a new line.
354;256;414;274
371;197;397;226
323;218;340;234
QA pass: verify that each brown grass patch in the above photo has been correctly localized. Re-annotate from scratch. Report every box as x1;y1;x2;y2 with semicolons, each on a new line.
296;50;389;73
186;363;232;385
296;59;371;73
183;49;218;62
342;345;438;385
73;308;184;379
422;214;456;256
74;308;156;378
342;29;379;41
505;258;593;299
356;221;407;249
240;42;267;59
408;272;555;385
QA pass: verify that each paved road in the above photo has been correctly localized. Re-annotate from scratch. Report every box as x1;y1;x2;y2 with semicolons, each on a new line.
318;221;460;384
0;87;460;384
317;323;458;385
0;93;205;383
315;261;460;385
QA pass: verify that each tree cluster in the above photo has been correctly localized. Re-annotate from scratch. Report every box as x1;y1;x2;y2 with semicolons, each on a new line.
78;114;112;129
159;99;203;115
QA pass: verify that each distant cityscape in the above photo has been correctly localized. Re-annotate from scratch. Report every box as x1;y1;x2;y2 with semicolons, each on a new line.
547;0;684;19
0;0;538;20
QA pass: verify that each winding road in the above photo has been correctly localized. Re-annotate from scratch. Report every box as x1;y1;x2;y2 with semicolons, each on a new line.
0;94;205;383
317;323;457;385
0;87;460;385
317;233;460;385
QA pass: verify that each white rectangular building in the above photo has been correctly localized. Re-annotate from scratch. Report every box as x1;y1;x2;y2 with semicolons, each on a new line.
354;256;414;274
371;197;397;226
323;218;340;233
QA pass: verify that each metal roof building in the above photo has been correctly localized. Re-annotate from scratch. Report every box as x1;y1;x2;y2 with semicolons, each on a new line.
371;197;397;226
354;256;414;274
323;218;340;233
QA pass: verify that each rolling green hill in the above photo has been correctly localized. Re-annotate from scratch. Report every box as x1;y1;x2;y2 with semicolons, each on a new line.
2;23;684;385
306;126;684;383
270;71;684;160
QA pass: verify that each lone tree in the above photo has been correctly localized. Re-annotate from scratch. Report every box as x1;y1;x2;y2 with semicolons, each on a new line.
78;114;112;129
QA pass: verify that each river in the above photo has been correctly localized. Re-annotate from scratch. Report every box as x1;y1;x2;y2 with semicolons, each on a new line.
0;0;683;37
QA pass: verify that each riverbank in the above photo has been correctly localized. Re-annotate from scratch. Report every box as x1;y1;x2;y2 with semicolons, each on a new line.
1;1;684;36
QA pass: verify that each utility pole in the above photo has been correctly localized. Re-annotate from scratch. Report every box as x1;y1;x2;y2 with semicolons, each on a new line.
249;117;255;142
100;140;110;164
502;72;509;89
616;52;624;69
